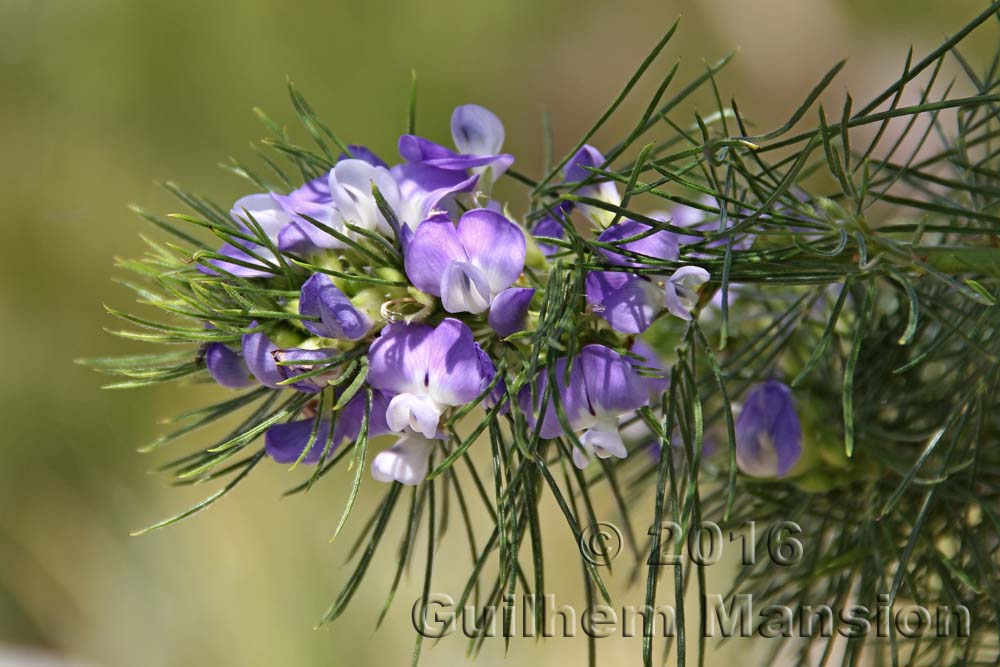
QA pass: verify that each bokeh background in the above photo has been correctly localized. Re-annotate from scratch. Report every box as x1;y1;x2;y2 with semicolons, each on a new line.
0;1;992;665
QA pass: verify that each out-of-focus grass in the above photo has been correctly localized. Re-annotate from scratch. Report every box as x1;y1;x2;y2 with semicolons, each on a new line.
0;1;989;664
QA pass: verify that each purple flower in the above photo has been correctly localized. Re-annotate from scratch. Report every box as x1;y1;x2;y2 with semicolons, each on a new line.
298;273;373;341
389;162;478;230
735;380;802;477
399;104;514;184
563;145;621;227
265;389;391;464
586;220;709;332
367;318;494;439
241;330;338;393
204;343;254;389
520;344;649;469
404;209;526;314
370;431;441;485
488;287;535;337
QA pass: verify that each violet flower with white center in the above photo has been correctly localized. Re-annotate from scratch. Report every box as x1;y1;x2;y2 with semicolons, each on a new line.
265;389;391;464
298;273;373;341
367;318;493;439
735;380;802;477
204;342;255;389
520;344;649;469
370;431;442;485
586;219;709;331
399;104;514;184
404;208;526;315
563;145;621;227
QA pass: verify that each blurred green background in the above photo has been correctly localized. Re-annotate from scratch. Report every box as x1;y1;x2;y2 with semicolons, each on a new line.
0;1;990;665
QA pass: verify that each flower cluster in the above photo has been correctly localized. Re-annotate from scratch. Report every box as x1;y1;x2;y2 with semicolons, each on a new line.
198;104;802;485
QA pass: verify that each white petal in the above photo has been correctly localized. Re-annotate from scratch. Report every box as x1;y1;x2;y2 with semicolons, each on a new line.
580;423;628;460
329;160;399;234
571;440;595;470
451;104;505;156
231;193;292;240
370;433;436;485
386;393;444;439
440;261;492;314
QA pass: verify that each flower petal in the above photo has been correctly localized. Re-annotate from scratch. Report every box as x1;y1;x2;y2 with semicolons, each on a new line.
271;347;338;393
367;322;434;396
370;432;437;485
597;219;679;266
735;380;802;477
424;318;487;406
578;344;650;420
385;393;444;439
563;145;606;182
456;208;526;295
340;145;387;168
265;419;332;465
451;104;506;156
204;343;254;389
488;287;535;337
299;273;373;341
230;193;292;239
241;331;284;388
440;261;493;314
664;266;710;321
586;271;662;334
329;159;399;234
518;357;590;439
398;135;457;163
392;163;478;230
403;217;468;295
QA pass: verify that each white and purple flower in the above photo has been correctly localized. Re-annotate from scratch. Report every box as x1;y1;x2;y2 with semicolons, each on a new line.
399;104;514;184
404;208;527;316
367;318;495;439
586;219;710;333
520;344;650;469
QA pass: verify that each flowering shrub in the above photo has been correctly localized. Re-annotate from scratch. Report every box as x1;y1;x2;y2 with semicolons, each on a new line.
89;12;1000;666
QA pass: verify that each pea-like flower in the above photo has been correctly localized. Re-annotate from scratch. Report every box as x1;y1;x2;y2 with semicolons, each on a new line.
586;219;710;332
404;209;526;315
735;380;802;477
367;318;494;439
520;344;649;469
399;104;514;184
241;330;339;393
298;273;373;341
